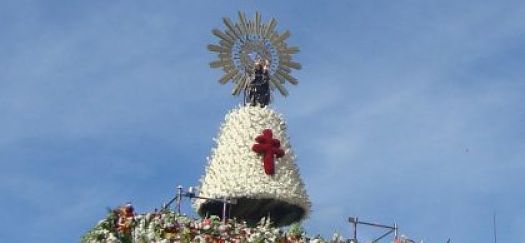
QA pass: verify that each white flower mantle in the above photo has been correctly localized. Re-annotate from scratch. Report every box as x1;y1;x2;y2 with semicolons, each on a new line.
195;105;311;217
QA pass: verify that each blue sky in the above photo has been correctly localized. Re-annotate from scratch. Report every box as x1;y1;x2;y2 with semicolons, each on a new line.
1;0;524;242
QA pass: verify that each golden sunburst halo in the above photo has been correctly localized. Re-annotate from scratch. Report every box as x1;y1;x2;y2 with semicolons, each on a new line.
208;11;301;97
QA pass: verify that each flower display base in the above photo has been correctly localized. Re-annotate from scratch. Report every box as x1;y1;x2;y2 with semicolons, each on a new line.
81;208;333;243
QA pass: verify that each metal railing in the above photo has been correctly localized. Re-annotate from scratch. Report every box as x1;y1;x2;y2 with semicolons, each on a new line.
162;185;236;223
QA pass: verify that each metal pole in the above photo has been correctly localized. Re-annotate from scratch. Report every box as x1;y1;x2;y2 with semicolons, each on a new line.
357;221;396;229
372;228;395;243
394;222;398;238
222;198;228;223
493;213;497;243
354;217;358;240
176;185;183;214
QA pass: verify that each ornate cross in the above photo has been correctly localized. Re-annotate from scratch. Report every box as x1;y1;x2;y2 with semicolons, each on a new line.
252;129;285;175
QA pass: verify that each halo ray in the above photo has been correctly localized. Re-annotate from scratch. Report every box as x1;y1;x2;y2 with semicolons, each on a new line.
209;12;301;97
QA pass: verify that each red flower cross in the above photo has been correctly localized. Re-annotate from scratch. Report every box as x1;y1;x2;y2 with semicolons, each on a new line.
252;129;285;175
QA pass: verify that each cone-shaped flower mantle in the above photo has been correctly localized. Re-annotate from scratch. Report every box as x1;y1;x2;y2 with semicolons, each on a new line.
196;105;311;226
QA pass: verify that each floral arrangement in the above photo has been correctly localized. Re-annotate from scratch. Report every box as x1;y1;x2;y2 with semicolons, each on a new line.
82;204;342;243
196;105;310;220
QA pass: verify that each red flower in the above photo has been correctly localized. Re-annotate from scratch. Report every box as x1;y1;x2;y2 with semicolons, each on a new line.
252;129;285;175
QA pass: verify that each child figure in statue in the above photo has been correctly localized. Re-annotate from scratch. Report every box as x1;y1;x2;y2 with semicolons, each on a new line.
247;58;271;107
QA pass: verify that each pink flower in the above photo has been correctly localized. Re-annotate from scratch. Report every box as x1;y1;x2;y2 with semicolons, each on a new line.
202;218;212;226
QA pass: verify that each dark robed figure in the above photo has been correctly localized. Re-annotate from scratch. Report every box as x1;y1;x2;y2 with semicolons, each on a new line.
247;60;271;107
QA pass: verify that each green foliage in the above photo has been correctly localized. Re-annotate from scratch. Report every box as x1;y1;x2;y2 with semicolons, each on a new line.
288;222;305;238
81;210;120;243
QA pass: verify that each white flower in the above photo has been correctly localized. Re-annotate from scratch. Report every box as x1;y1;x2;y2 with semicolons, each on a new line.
106;234;119;243
147;232;156;241
224;224;234;232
